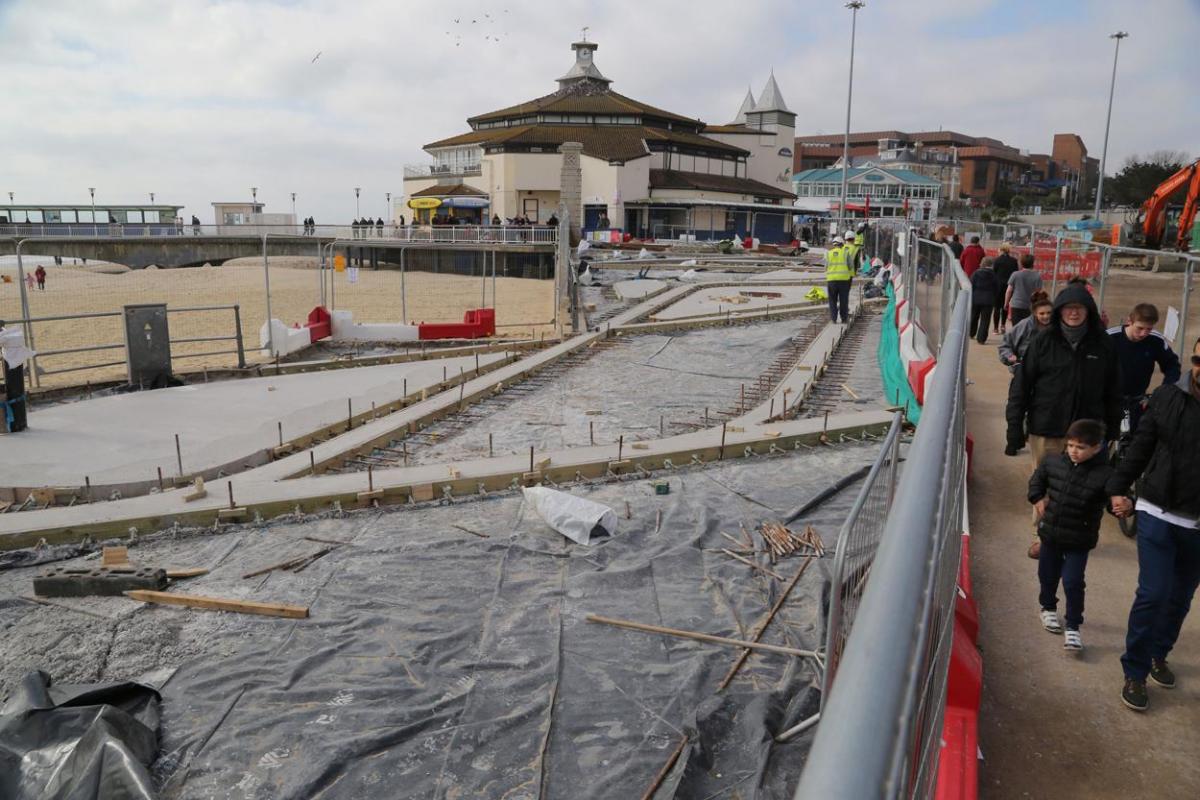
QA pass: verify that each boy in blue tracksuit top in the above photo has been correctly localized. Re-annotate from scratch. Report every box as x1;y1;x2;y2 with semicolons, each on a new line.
1108;303;1180;432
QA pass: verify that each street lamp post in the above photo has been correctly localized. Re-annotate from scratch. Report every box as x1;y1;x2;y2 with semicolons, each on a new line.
386;192;391;222
251;187;258;230
1093;31;1128;222
89;187;96;235
291;192;296;221
838;1;865;237
149;192;155;205
355;187;361;219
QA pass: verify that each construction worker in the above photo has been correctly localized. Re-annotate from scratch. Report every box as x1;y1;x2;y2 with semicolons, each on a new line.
825;236;852;324
844;230;864;276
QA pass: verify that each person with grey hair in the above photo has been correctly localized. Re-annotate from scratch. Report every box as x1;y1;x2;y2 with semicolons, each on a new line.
0;320;31;433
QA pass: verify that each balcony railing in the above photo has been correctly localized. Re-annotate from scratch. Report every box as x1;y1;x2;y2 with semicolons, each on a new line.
0;223;557;245
403;163;483;178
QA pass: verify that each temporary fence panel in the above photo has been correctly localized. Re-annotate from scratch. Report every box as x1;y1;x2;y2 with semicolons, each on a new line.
821;411;903;706
797;241;969;799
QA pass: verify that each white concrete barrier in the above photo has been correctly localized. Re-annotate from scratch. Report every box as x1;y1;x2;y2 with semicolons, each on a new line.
330;310;420;343
260;319;311;357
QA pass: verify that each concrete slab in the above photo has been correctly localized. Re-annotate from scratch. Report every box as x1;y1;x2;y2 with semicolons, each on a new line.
612;278;668;300
652;284;822;320
1;353;507;489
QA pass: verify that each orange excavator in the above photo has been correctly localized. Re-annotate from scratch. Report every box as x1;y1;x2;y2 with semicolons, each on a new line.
1128;157;1200;251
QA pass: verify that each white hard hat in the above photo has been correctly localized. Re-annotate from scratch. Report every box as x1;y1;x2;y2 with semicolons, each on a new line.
844;230;856;240
832;236;844;244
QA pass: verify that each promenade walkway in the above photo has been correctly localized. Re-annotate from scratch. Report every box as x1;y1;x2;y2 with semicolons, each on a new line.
966;337;1200;799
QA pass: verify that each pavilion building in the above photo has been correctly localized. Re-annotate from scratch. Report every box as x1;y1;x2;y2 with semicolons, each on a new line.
402;40;797;242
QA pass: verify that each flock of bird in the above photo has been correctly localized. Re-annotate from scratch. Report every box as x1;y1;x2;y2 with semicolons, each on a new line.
447;9;508;46
308;9;512;64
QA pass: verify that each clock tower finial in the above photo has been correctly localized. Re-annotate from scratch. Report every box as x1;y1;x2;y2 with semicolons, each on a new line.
581;26;589;43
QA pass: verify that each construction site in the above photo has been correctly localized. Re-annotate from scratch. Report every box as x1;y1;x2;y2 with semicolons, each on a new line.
0;231;912;798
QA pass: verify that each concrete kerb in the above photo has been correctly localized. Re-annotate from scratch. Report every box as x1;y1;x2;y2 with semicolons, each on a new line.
0;410;895;550
615;304;826;335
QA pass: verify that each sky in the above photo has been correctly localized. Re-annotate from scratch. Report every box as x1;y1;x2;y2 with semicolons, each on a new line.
1;0;1197;222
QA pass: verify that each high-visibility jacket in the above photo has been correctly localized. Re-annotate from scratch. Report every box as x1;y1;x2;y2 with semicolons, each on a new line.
825;246;852;281
845;243;863;273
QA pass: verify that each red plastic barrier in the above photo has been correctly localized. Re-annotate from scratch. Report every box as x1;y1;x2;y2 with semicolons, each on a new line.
305;306;332;341
418;308;496;340
906;357;936;405
985;247;1101;280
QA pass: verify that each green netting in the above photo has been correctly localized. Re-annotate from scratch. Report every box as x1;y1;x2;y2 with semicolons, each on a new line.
878;282;922;424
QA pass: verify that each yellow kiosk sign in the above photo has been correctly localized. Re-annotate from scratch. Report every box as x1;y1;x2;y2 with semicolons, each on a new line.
407;197;442;210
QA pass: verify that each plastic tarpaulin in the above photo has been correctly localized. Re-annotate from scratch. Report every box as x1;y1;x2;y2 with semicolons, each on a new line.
0;670;160;800
878;283;922;424
0;444;886;799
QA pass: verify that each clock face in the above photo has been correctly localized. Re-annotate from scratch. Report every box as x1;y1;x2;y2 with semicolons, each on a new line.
580;48;592;61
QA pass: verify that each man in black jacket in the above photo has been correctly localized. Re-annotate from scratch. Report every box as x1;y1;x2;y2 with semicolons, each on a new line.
1107;303;1181;433
1106;337;1200;712
1006;284;1121;558
991;243;1019;334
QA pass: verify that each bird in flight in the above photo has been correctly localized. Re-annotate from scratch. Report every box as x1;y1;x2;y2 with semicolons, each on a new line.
311;51;322;63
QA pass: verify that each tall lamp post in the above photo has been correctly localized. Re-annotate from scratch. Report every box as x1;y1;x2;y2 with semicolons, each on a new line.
89;187;96;235
386;192;391;222
291;192;297;221
355;187;361;219
837;2;865;236
149;192;155;205
1093;31;1128;221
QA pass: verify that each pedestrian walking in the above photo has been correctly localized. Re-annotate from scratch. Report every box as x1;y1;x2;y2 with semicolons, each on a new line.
376;217;384;237
191;215;201;235
1107;336;1200;712
998;291;1052;369
1006;283;1122;559
992;243;1019;333
1029;418;1121;652
1005;254;1043;325
34;265;46;291
824;235;852;324
24;272;33;291
948;233;964;261
1108;303;1180;434
969;256;1000;344
959;235;986;278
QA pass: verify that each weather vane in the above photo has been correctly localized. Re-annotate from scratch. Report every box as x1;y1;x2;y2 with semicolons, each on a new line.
581;26;589;42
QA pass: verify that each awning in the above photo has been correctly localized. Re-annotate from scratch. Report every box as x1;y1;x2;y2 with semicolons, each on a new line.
627;198;795;212
441;197;490;209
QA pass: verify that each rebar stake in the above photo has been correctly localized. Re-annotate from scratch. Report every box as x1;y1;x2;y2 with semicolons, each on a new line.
720;422;728;460
310;451;316;475
157;467;163;492
227;481;235;509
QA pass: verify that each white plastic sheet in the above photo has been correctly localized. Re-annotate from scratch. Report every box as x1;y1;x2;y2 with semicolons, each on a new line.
523;486;617;545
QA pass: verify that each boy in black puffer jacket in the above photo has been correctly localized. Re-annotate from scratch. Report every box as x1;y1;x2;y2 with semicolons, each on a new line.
1029;418;1122;652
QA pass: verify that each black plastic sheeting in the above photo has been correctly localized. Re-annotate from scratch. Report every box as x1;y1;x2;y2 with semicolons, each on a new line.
0;670;160;799
1;443;884;799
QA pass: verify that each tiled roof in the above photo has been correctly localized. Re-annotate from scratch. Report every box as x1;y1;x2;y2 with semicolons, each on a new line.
649;169;795;199
467;89;702;127
425;124;747;163
409;183;488;197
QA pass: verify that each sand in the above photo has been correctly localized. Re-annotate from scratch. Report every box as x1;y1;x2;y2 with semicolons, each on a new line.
0;257;555;389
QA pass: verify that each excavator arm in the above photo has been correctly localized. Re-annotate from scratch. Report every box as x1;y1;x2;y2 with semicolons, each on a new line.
1139;158;1200;250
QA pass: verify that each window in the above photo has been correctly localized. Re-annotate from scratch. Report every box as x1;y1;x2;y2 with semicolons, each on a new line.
144;210;160;223
61;210;77;223
45;210;62;222
109;210;127;223
127;210;143;223
78;210;92;223
26;210;43;223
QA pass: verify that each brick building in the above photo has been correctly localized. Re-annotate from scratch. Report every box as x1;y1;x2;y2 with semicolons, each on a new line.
793;129;1098;207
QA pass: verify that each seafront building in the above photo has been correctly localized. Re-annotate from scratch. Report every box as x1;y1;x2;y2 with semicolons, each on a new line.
402;40;797;242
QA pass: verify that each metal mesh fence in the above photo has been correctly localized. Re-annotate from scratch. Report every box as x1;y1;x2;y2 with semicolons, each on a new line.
1;240;557;390
821;411;903;707
798;235;970;800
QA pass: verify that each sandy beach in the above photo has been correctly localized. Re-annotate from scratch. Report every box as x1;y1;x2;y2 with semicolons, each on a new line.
0;257;555;389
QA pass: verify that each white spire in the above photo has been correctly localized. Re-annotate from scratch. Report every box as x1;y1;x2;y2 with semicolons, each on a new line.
733;87;756;124
755;71;790;113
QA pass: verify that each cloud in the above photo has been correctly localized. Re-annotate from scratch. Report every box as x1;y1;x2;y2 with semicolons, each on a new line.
0;0;1196;221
